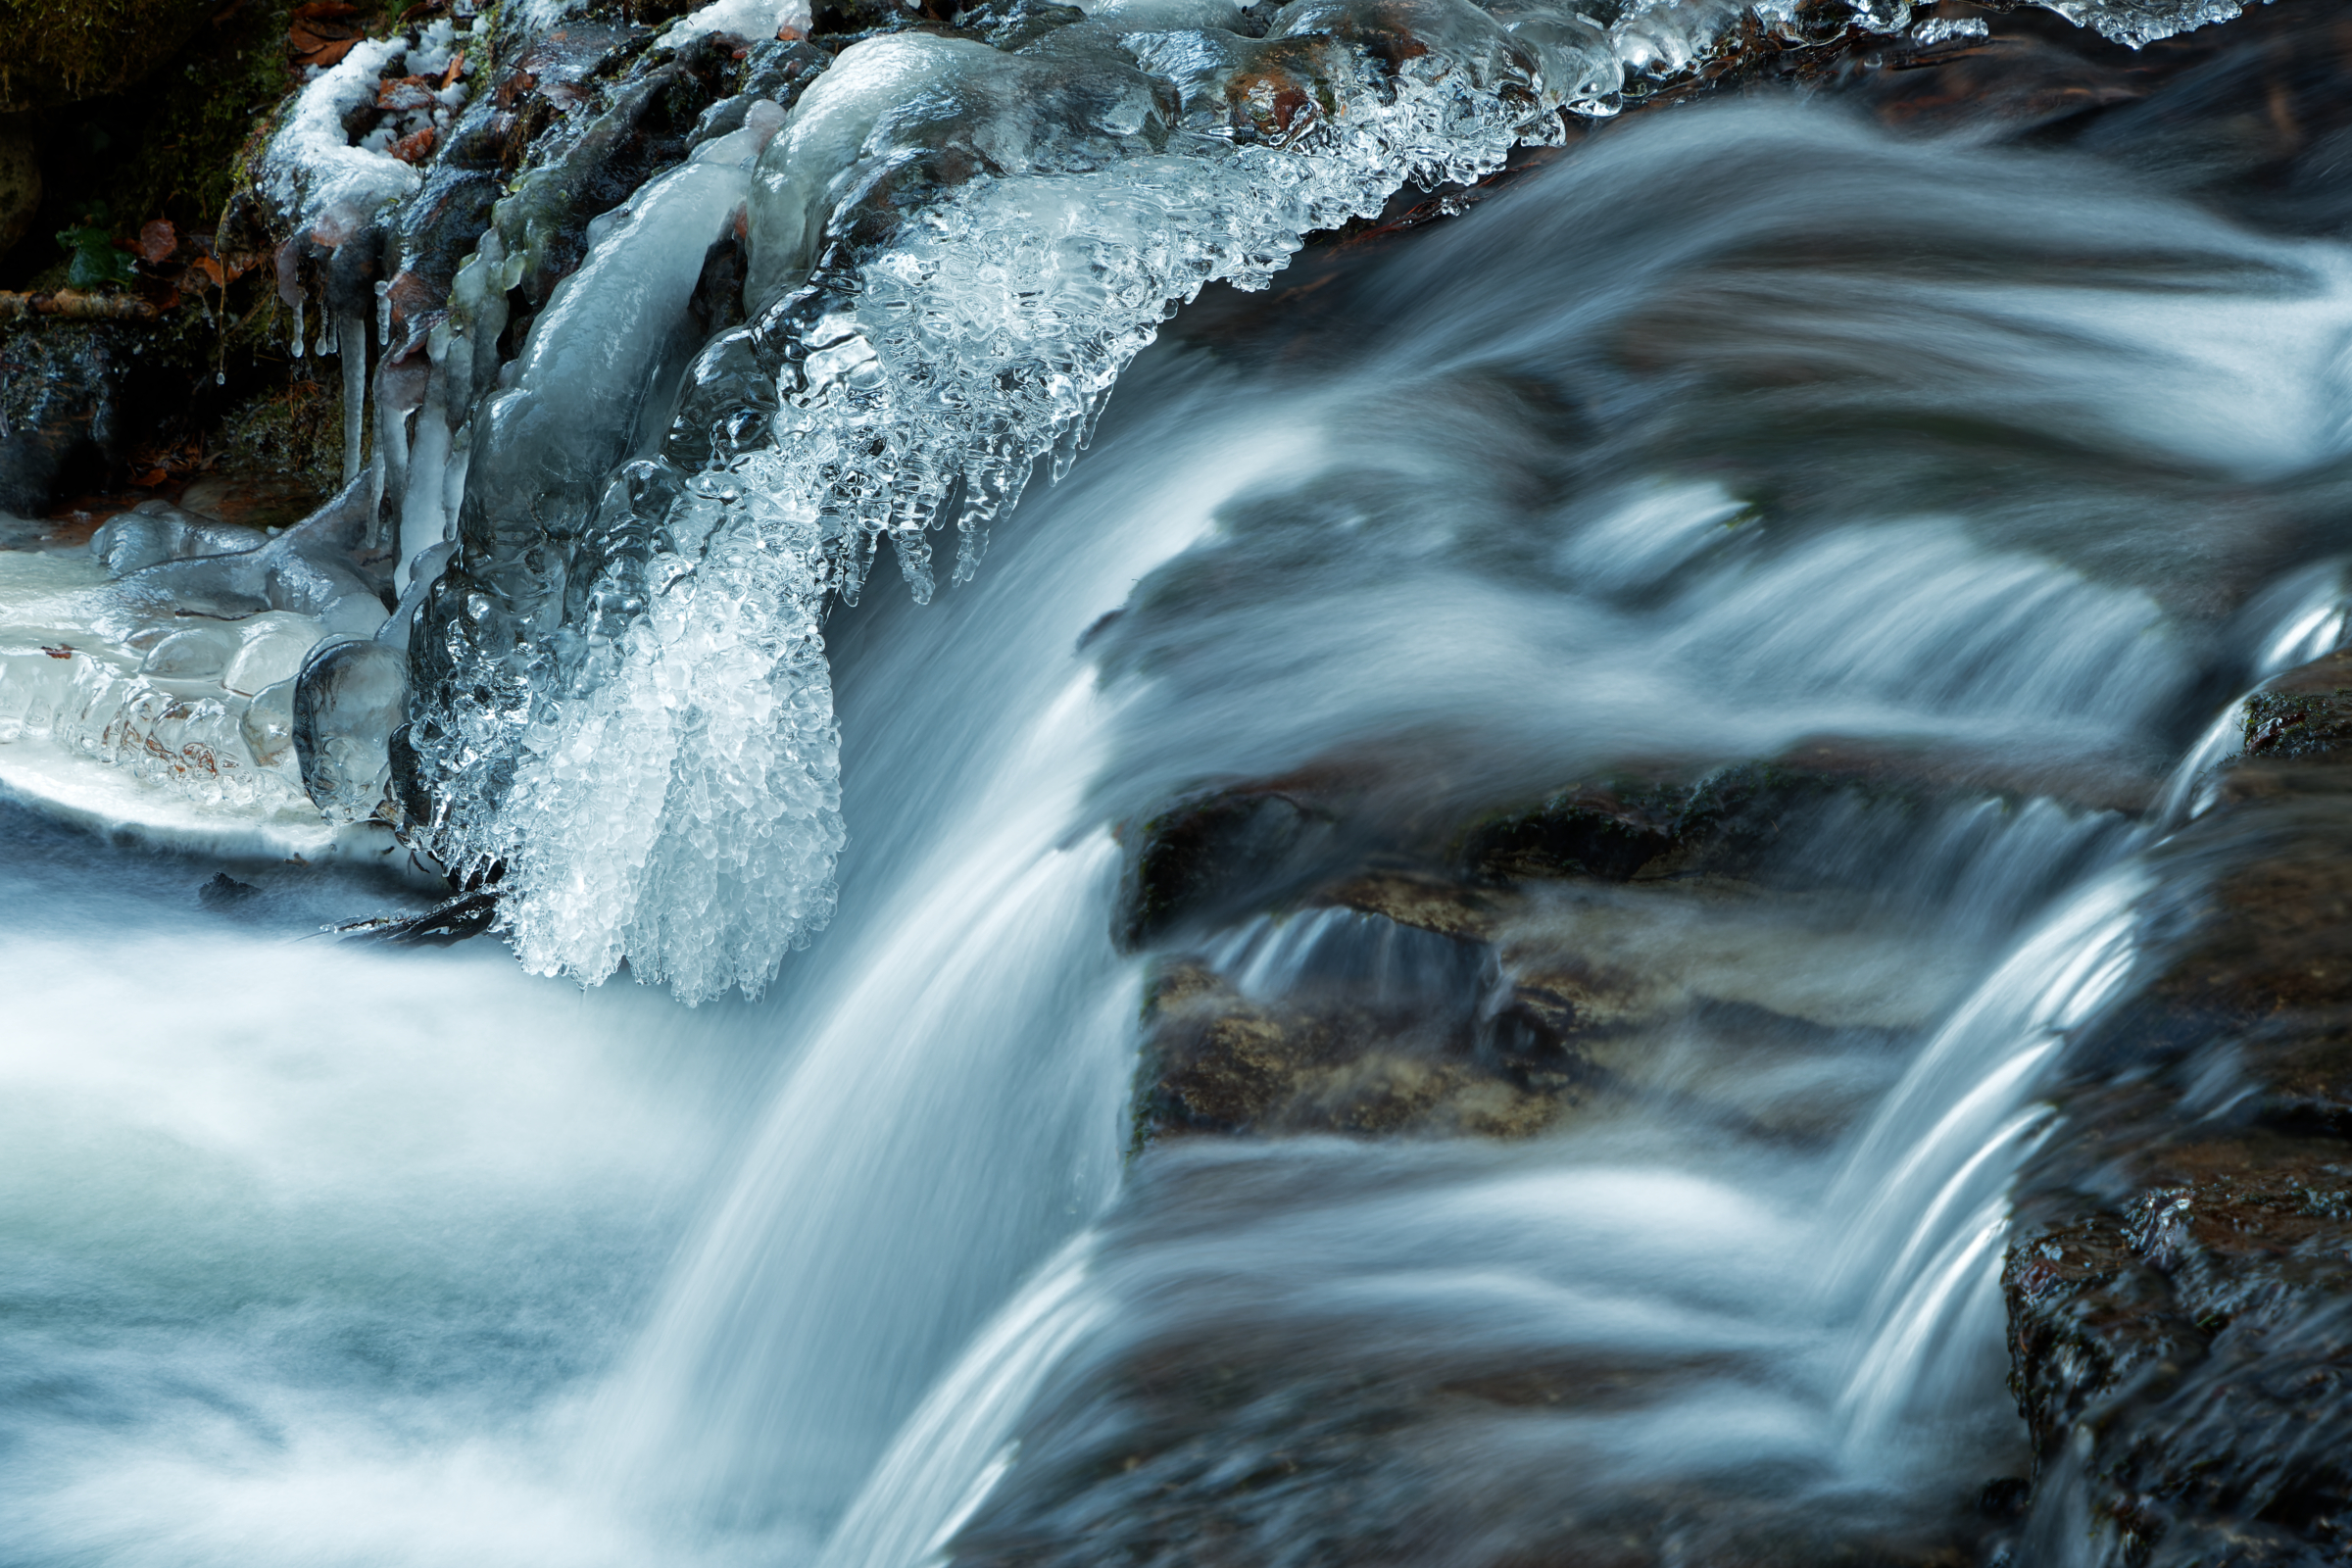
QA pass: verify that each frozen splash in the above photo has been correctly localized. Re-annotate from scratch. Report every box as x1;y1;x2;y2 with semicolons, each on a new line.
403;0;1617;999
230;0;2307;1001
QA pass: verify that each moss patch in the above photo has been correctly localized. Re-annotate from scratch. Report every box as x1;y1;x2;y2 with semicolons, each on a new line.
211;370;346;501
115;0;304;227
0;0;213;113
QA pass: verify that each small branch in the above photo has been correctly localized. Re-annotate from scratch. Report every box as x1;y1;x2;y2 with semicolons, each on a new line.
0;290;161;321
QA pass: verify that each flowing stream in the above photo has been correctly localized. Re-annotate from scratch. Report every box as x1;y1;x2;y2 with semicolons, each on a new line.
7;90;2352;1568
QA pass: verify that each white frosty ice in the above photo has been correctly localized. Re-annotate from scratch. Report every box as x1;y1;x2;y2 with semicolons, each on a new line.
661;0;815;46
262;38;421;236
403;119;845;999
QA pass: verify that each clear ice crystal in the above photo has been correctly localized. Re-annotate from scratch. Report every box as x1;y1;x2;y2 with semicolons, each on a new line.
384;0;2278;1001
407;0;1607;1001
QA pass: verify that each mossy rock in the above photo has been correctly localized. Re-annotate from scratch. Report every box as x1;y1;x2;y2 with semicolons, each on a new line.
2244;651;2352;761
0;0;214;113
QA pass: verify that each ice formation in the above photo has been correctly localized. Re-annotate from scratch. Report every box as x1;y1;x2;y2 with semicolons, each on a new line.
662;0;816;47
0;503;380;814
207;0;2289;999
263;38;425;237
389;0;1621;1000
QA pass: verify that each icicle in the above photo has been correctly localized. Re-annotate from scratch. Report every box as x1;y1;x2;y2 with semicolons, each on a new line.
375;278;392;349
291;294;307;359
398;368;454;594
443;419;471;537
338;307;368;485
376;365;413;527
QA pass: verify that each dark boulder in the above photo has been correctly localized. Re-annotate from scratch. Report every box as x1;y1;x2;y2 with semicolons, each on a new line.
0;318;125;514
2002;648;2352;1565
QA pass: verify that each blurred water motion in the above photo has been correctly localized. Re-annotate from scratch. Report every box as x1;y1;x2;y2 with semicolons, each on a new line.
10;33;2352;1568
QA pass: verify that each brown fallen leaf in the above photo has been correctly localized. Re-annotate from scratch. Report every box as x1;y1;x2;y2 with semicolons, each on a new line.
377;74;436;112
391;125;437;164
290;1;368;70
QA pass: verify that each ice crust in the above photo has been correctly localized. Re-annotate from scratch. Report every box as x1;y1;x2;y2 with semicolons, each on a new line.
662;0;816;46
400;0;1618;1001
0;549;329;812
264;38;424;236
228;0;2282;1000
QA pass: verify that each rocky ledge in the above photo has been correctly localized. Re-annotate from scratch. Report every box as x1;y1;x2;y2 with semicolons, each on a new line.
2002;650;2352;1567
1125;738;2132;1150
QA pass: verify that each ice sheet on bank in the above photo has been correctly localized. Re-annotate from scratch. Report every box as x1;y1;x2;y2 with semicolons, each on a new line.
0;738;413;868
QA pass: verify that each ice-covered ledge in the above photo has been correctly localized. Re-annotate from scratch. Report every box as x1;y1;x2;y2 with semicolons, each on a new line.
0;516;428;875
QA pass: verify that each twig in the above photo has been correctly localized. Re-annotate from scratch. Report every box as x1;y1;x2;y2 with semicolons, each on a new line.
0;289;161;321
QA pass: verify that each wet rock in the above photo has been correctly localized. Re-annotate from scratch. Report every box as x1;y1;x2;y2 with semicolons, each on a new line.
0;320;126;515
1122;734;2148;966
1117;784;1346;949
2243;648;2352;760
492;32;807;311
950;1153;1996;1568
1466;741;2153;890
1135;954;1569;1146
2002;647;2352;1564
1465;773;1690;883
197;871;262;909
1119;741;2067;1154
1324;870;1500;942
1130;865;1931;1150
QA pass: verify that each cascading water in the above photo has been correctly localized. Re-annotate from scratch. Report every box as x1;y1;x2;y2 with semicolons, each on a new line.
8;8;2352;1567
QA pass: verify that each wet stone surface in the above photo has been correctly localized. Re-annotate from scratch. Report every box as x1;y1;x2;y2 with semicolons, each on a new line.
2001;649;2352;1566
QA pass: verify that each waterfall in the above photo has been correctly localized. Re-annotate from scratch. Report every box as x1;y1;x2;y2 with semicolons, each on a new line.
571;380;1322;1543
8;6;2352;1564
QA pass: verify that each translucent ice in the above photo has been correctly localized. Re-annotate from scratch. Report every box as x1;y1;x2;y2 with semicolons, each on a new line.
363;0;2297;999
223;612;331;698
295;638;409;823
89;504;269;577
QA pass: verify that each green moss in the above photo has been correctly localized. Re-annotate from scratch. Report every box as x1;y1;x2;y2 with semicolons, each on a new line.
54;219;133;284
0;0;210;113
213;372;347;498
120;0;301;227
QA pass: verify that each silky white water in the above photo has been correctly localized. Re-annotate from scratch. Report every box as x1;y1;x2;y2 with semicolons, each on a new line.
7;96;2352;1567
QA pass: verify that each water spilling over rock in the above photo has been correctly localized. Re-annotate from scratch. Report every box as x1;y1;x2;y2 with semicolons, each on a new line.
6;4;2352;1564
0;0;2238;1002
